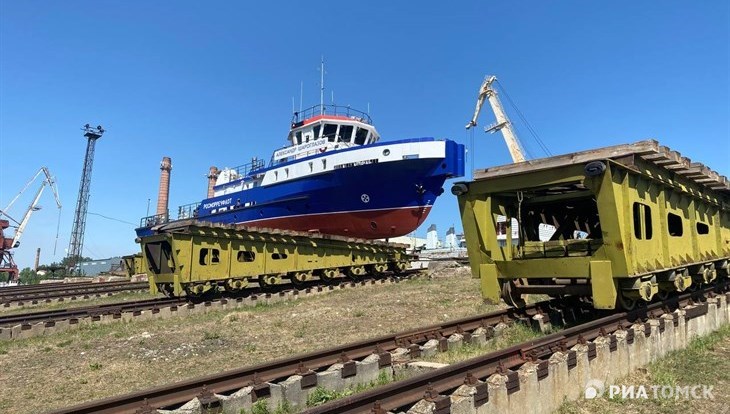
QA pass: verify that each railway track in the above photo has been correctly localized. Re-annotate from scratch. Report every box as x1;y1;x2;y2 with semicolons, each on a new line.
0;271;422;339
47;281;729;414
307;282;730;414
47;296;590;414
0;280;149;306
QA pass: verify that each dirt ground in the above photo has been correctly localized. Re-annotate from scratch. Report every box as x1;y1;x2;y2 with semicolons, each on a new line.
0;268;498;413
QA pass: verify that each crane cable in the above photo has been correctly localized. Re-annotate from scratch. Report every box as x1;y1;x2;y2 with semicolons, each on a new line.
495;79;552;157
468;128;475;180
53;208;61;256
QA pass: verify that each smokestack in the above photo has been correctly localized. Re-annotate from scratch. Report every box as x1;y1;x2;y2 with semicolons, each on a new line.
156;156;172;218
207;166;219;198
34;248;40;271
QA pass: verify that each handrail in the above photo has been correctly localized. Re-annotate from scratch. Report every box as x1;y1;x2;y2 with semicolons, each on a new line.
292;104;372;125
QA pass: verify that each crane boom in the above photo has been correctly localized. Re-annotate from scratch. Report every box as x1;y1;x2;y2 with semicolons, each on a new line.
466;75;527;163
1;167;62;248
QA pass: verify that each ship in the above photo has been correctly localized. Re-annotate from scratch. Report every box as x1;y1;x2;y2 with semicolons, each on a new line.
136;104;465;239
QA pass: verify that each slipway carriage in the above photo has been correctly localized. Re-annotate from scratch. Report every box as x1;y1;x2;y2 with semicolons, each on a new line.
453;140;729;309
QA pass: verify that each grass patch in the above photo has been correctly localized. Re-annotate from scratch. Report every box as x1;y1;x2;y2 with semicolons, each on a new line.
56;339;73;348
1;267;492;414
306;370;393;407
424;322;546;365
241;399;294;414
202;331;221;340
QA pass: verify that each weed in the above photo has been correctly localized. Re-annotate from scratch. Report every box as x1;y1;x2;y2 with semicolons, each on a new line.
243;398;294;414
353;310;365;317
88;362;102;370
307;387;343;407
203;331;221;340
42;346;52;353
56;340;72;348
424;322;544;365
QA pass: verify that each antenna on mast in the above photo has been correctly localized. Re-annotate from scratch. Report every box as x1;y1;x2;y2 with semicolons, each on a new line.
299;81;303;112
291;97;295;114
319;56;325;115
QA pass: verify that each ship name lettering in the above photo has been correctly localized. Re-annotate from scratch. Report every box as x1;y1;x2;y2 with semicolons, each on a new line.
334;159;379;169
203;198;233;209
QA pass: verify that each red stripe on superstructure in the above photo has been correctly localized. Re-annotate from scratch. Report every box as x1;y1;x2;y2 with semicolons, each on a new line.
300;114;363;127
239;206;432;239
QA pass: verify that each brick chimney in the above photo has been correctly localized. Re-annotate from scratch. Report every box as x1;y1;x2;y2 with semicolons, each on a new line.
207;166;219;198
34;248;40;271
156;156;172;218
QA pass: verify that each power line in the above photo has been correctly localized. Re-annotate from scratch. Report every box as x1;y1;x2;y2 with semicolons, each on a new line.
88;212;136;226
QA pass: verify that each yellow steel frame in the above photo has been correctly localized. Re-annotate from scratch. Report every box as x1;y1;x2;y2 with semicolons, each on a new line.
140;223;408;296
458;158;730;309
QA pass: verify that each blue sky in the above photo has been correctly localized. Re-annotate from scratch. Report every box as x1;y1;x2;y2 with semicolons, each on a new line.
1;1;728;268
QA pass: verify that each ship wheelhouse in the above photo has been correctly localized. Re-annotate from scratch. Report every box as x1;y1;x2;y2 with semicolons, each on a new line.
277;104;380;163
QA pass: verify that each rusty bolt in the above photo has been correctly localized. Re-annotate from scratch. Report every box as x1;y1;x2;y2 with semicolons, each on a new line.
424;383;439;401
296;361;310;375
371;400;386;414
133;398;156;414
496;360;506;374
464;372;478;385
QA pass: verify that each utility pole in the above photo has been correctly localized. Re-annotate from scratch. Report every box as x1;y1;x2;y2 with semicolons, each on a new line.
67;124;105;271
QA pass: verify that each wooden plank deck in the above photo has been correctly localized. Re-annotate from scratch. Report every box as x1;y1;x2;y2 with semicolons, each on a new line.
472;139;729;192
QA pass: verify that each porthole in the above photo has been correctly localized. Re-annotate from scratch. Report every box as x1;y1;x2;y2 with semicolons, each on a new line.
383;149;390;156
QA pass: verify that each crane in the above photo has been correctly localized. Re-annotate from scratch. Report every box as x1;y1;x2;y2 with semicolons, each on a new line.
466;75;527;163
0;167;62;280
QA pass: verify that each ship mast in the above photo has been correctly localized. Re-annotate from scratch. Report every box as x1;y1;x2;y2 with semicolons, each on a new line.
466;75;526;163
319;56;325;115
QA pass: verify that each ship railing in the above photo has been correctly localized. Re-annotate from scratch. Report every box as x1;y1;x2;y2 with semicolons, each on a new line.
177;202;201;220
231;158;266;177
292;104;372;125
140;213;169;228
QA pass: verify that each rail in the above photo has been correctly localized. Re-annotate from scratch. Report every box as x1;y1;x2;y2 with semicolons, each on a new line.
292;104;372;125
0;281;149;305
46;294;564;414
306;282;728;414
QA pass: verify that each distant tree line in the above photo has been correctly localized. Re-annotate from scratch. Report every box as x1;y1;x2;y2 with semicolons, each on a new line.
0;255;92;285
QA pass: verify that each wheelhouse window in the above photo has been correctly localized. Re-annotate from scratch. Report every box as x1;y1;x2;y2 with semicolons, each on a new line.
355;127;369;145
313;125;321;140
323;124;338;142
295;131;303;144
338;125;354;142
